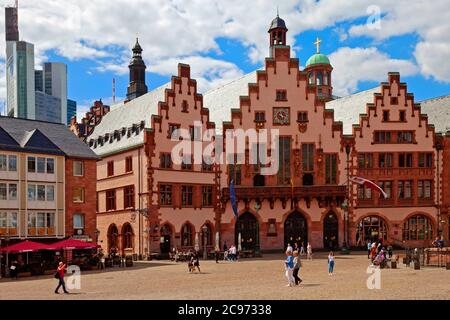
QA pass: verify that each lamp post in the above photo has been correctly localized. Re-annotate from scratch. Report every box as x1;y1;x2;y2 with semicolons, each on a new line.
2;234;11;278
202;225;208;260
134;208;149;259
435;141;443;237
94;229;100;245
342;144;352;253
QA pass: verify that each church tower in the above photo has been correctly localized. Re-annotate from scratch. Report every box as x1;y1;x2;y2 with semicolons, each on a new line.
126;38;148;101
304;37;333;101
268;12;288;57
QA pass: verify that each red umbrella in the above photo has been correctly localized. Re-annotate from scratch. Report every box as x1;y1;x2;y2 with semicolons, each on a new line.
0;240;52;253
48;238;98;250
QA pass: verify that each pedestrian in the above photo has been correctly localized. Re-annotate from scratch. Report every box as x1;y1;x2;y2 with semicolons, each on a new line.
100;256;106;270
286;242;293;253
367;240;372;259
215;246;220;263
284;249;295;287
54;262;69;294
370;242;376;261
193;252;201;273
328;251;335;276
10;260;18;279
306;242;312;260
300;242;305;256
387;245;393;259
292;251;302;285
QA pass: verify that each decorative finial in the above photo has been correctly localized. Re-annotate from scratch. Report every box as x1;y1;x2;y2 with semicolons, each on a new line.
314;36;322;54
277;6;279;17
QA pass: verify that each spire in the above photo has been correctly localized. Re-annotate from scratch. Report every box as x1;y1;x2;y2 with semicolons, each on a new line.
314;37;322;54
127;37;148;101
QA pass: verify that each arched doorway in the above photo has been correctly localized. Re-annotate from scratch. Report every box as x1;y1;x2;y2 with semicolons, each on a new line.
160;224;172;254
284;211;308;249
323;211;339;250
235;212;259;251
107;224;119;254
356;216;388;243
121;223;134;255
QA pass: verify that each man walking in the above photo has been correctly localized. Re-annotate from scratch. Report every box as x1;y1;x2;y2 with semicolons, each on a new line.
54;262;69;294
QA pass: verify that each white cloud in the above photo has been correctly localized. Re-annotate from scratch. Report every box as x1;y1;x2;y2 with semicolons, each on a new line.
329;47;419;96
0;0;449;105
348;0;450;83
151;56;244;92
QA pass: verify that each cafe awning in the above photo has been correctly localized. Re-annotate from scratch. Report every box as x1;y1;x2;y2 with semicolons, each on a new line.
47;238;98;250
0;240;52;253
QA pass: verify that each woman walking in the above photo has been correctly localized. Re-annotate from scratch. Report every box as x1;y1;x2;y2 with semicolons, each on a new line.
306;243;312;260
292;251;302;285
54;262;69;294
328;251;335;276
284;250;295;287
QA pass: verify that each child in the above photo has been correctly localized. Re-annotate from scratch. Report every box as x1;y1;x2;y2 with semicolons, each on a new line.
306;243;312;260
328;251;335;275
285;250;295;287
292;251;302;285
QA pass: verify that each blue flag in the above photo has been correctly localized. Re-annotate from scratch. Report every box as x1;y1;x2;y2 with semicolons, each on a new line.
230;180;238;218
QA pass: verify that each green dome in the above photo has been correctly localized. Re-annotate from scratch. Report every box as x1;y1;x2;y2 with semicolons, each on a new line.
305;53;330;67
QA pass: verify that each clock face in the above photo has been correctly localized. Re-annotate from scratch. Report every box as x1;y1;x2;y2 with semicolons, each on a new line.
273;108;290;125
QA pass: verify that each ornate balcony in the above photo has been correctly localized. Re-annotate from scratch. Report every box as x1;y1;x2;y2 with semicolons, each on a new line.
222;185;346;204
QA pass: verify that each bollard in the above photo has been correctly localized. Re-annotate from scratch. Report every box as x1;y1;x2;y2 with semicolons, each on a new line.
414;261;420;270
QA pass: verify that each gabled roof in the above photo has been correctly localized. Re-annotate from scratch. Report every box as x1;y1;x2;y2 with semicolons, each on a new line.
88;82;170;157
19;128;64;155
0;116;98;159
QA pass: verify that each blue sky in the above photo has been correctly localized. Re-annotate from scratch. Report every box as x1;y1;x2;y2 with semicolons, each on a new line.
1;0;450;117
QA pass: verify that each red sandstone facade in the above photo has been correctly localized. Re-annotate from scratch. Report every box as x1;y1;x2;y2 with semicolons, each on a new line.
75;16;450;256
65;158;98;241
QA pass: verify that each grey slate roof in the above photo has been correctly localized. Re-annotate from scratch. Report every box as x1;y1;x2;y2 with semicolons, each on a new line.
88;82;170;157
204;71;258;133
0;116;98;159
419;94;450;134
325;87;380;135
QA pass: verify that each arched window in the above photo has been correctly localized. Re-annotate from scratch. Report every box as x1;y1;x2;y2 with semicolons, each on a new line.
356;216;388;242
122;223;134;249
323;72;329;86
308;73;314;85
107;224;119;254
403;215;433;240
182;223;194;247
201;223;213;246
316;71;323;85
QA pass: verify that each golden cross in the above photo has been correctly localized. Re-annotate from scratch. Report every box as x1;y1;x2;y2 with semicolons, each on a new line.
314;37;322;54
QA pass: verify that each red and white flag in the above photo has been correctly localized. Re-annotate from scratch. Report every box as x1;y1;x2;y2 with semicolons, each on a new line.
350;176;388;199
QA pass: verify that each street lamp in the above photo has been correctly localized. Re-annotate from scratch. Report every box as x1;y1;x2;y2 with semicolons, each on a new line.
202;225;208;260
94;229;100;244
2;234;11;278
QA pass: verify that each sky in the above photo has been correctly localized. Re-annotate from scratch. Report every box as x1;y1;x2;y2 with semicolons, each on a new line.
0;0;450;120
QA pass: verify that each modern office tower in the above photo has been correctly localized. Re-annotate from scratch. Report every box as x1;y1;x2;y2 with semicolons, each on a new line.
6;41;36;119
67;99;77;124
35;70;43;92
43;63;68;124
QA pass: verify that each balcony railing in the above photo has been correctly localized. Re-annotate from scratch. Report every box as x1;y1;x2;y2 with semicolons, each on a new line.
222;185;346;201
357;167;434;177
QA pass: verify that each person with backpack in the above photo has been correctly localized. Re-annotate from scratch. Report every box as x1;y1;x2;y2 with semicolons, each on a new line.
54;262;69;294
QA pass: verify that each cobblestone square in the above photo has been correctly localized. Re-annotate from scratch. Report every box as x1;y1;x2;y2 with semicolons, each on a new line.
0;252;449;300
